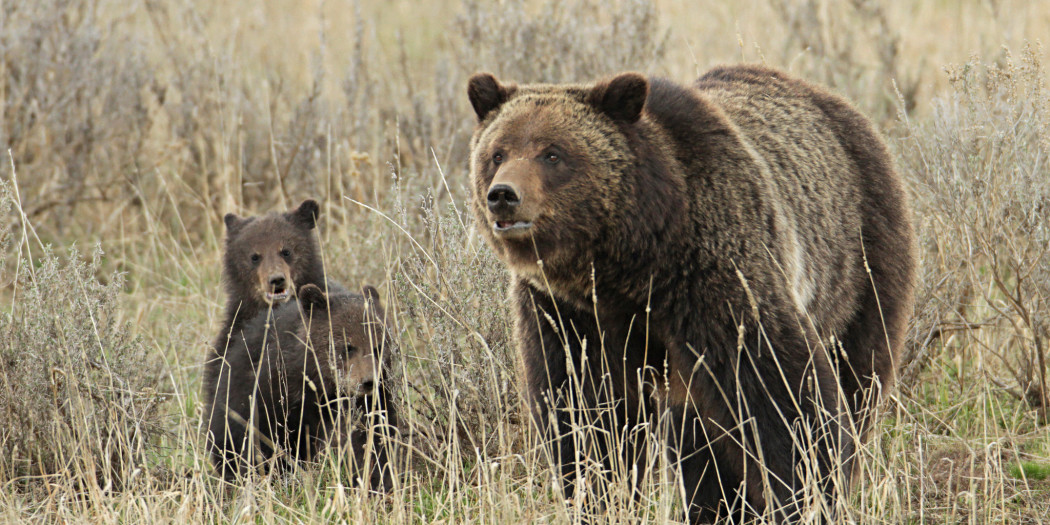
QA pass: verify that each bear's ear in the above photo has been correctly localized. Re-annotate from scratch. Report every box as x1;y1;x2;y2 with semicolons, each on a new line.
298;283;328;310
587;72;649;124
224;213;245;234
289;199;320;230
361;285;382;306
361;284;387;325
467;73;515;122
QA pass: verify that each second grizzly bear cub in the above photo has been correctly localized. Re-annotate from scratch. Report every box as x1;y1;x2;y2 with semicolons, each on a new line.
204;284;397;488
468;65;915;522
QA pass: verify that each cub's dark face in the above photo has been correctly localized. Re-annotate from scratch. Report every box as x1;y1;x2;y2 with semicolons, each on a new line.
224;200;320;307
467;73;649;285
298;285;393;399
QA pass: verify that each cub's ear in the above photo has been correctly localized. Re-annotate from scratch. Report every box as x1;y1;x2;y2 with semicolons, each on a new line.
587;72;648;124
467;73;515;122
298;283;328;310
224;213;245;234
360;284;389;331
289;199;320;230
361;285;382;306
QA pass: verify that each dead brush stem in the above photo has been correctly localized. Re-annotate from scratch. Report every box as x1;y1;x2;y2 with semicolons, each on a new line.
899;44;1050;420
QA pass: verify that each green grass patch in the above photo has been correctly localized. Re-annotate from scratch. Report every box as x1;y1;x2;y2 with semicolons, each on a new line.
1009;461;1050;481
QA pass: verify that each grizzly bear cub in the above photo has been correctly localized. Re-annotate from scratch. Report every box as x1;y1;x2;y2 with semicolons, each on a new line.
203;283;397;489
203;200;346;430
467;65;915;523
215;199;332;343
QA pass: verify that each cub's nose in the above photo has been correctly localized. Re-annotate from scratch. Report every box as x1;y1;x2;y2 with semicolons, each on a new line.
487;183;520;214
358;380;375;395
268;275;287;291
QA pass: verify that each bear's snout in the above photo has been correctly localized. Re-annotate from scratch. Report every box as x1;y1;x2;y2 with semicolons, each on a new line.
262;270;292;303
487;183;520;214
486;179;536;238
268;274;287;292
340;352;380;397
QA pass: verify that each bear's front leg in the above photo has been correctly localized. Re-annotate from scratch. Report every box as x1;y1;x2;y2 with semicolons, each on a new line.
515;279;635;508
206;349;256;480
670;317;846;524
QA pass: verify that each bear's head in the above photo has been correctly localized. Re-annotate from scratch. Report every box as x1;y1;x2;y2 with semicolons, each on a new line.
466;72;657;293
223;199;324;308
295;283;394;400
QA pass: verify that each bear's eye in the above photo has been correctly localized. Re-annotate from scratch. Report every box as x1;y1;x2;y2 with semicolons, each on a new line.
280;248;291;259
492;152;504;165
544;152;560;165
250;253;261;265
344;343;357;356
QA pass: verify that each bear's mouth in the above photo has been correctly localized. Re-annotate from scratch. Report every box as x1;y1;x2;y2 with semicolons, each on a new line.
493;220;533;237
265;287;290;304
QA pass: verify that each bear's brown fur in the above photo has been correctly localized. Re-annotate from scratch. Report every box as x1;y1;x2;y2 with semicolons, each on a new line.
467;64;915;522
203;284;397;488
216;199;328;340
203;200;344;418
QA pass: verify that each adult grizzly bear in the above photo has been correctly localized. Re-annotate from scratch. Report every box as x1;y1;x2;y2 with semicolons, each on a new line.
467;65;915;522
204;284;397;488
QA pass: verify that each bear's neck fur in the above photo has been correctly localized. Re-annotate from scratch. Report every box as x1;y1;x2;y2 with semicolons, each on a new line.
519;77;773;334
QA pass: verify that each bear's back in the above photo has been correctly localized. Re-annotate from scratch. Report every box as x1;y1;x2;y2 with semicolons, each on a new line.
648;66;869;334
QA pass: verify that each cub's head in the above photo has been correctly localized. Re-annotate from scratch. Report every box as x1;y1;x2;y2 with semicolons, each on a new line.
223;199;323;309
297;284;394;399
466;72;650;284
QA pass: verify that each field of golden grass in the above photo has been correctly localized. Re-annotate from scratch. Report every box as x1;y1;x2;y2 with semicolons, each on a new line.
1;0;1049;522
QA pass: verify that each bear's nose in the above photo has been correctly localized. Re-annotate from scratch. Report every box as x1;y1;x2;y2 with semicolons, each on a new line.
269;275;286;291
359;380;375;394
487;183;520;214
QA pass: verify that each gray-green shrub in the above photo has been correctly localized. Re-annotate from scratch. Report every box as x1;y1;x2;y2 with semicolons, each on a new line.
0;182;165;487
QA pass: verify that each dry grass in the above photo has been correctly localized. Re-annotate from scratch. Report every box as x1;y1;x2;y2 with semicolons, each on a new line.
1;0;1049;522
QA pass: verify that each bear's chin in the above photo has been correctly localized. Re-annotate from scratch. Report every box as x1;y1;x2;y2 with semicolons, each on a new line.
497;243;542;273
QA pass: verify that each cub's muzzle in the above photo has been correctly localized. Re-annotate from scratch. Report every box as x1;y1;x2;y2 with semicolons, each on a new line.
264;273;291;303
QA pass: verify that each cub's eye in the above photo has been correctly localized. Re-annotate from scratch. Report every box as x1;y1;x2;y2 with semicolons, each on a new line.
250;253;261;265
344;343;357;356
544;152;560;165
280;248;291;259
492;152;504;165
